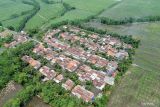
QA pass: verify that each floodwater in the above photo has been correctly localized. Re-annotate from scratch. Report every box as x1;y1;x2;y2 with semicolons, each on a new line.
0;81;23;107
25;96;51;107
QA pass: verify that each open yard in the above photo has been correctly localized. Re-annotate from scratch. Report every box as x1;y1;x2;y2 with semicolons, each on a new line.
99;0;160;20
84;22;160;107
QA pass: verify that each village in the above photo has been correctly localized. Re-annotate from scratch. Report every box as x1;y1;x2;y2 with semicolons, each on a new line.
1;25;132;103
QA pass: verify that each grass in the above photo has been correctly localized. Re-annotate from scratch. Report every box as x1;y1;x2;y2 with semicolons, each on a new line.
84;22;160;107
39;0;118;29
24;2;64;30
99;0;160;20
0;0;33;21
2;14;29;31
0;0;118;31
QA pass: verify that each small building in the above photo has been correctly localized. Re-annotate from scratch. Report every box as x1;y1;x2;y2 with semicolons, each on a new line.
53;74;64;83
62;79;75;90
72;85;94;102
21;55;41;69
106;61;118;76
93;80;106;90
39;66;57;80
115;50;129;60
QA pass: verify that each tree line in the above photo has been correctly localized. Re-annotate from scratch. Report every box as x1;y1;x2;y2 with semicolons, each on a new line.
97;16;160;25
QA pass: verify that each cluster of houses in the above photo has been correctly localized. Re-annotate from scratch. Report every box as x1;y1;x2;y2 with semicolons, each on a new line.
60;26;131;60
4;33;29;48
21;55;41;69
18;25;132;102
21;54;96;102
43;29;121;76
30;43;116;101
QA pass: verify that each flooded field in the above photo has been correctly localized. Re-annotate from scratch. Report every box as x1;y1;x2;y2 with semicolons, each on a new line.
25;96;51;107
0;81;23;107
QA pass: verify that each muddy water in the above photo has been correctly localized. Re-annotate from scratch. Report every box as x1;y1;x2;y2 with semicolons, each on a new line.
0;81;23;107
25;96;51;107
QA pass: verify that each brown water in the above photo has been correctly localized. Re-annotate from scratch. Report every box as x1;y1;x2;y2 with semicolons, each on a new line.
0;81;23;107
25;96;51;107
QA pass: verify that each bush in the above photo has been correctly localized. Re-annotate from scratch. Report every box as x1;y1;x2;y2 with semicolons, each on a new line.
7;26;15;31
0;22;2;26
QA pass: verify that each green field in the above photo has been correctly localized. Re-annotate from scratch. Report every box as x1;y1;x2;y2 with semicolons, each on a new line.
85;22;160;107
99;0;160;20
24;1;64;30
0;0;33;21
40;0;118;29
0;0;117;31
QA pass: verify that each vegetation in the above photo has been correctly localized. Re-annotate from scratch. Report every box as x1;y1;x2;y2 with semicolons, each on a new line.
0;22;2;26
0;0;117;31
85;22;160;107
0;35;14;47
95;16;160;25
99;0;160;20
0;41;34;90
3;85;38;107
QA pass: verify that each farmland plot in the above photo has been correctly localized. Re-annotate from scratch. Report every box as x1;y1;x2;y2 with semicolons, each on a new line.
99;0;160;20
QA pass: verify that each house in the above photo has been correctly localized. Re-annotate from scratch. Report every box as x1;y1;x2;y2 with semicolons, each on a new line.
77;65;107;90
66;60;80;72
72;85;94;102
65;47;90;61
106;61;118;76
53;74;64;83
69;27;80;34
33;44;58;61
4;35;28;48
88;55;108;67
21;55;41;69
60;32;70;40
123;43;132;49
85;42;100;51
88;55;98;64
107;47;117;57
56;55;80;72
88;34;99;40
93;79;106;90
96;58;109;67
70;34;80;42
115;50;129;60
44;35;69;51
39;66;57;80
62;79;75;90
45;29;61;38
104;76;115;85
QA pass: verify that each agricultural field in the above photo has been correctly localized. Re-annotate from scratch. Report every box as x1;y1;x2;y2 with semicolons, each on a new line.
0;0;118;31
99;0;160;20
84;22;160;107
24;2;64;30
0;0;33;21
42;0;117;29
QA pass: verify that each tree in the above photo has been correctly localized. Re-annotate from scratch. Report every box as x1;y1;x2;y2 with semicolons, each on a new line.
14;72;29;85
27;28;39;37
3;98;21;107
7;26;15;31
0;22;2;26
